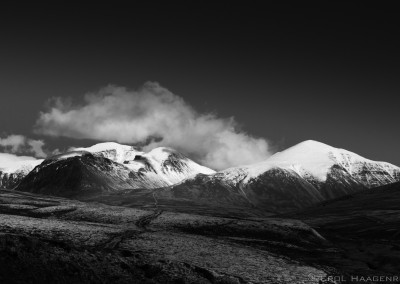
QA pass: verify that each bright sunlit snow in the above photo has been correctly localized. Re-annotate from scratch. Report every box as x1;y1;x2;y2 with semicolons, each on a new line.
0;153;43;173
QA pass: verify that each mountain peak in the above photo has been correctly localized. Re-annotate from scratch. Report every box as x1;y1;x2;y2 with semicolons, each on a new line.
73;142;143;164
269;140;334;163
74;142;137;152
292;139;332;149
46;151;90;162
235;139;399;182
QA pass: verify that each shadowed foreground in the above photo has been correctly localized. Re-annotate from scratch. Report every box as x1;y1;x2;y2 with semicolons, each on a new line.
1;186;400;283
0;189;330;284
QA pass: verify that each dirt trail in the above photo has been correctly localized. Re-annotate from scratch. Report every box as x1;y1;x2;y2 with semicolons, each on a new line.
99;209;163;251
136;209;163;229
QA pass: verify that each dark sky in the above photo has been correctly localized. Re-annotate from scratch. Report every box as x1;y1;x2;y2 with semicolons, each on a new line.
0;2;399;165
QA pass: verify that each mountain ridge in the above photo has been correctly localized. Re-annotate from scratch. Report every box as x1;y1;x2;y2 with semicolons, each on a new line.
3;140;399;213
15;143;215;196
158;140;400;213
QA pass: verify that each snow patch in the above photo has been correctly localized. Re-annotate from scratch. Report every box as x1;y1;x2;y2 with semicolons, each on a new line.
51;151;87;161
73;142;143;164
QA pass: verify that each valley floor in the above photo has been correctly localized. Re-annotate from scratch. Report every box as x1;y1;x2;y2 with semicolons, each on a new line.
0;188;399;284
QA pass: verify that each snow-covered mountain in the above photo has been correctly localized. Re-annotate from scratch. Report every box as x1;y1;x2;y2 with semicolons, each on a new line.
72;142;142;164
73;142;215;184
16;142;215;196
236;140;399;187
162;140;400;213
0;153;44;189
11;140;400;211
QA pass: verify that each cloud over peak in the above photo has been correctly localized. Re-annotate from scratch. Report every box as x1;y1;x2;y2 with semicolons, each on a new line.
35;82;272;170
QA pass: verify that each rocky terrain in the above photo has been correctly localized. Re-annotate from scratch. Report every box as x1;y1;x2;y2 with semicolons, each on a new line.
0;189;332;284
287;181;400;278
0;171;27;189
1;184;400;283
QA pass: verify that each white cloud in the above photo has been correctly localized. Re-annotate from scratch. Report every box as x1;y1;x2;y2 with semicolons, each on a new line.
0;135;25;153
0;134;47;158
27;139;47;158
35;82;272;170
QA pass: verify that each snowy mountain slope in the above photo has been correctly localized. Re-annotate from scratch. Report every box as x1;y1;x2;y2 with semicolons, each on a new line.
74;142;215;185
12;140;399;211
16;152;167;196
16;143;215;197
0;153;44;189
164;140;400;213
73;142;143;164
157;168;327;214
237;140;399;187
